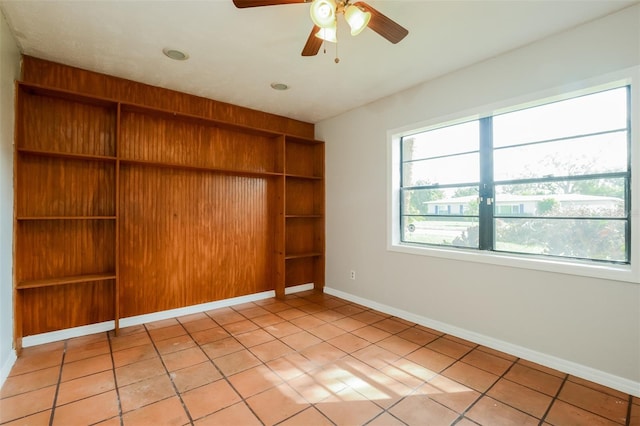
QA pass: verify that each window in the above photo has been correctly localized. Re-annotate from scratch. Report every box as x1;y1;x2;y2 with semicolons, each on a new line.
400;86;630;264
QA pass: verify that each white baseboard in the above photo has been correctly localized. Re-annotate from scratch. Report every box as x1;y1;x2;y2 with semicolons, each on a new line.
325;286;640;398
22;321;116;348
119;289;277;328
0;349;17;389
22;284;315;348
285;283;314;294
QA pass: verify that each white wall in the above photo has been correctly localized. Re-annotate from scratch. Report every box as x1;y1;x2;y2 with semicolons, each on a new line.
0;9;20;386
318;4;640;394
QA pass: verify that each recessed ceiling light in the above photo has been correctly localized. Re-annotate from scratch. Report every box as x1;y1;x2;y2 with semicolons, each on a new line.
163;48;189;61
270;82;289;91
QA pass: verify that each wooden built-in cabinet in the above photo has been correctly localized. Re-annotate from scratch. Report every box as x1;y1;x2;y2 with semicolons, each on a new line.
13;80;324;347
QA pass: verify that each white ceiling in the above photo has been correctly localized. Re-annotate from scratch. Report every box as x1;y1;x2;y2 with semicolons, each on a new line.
1;0;637;123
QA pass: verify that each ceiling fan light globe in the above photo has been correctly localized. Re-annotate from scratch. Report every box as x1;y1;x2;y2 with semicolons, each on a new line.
344;4;371;36
310;0;337;28
314;24;337;42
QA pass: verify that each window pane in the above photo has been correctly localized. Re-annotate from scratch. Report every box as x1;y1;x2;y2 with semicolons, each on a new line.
493;132;627;181
495;218;626;262
494;178;626;218
398;85;630;264
494;87;627;148
403;186;479;216
403;216;479;248
403;120;479;161
403;153;479;187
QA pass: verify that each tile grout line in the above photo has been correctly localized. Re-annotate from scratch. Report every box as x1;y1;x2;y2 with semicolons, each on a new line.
155;306;278;424
364;410;409;426
450;354;519;425
325;307;467;424
539;373;569;425
48;341;67;426
197;306;269;426
272;296;367;426
7;292;636;426
322;317;465;424
625;394;633;426
543;375;632;425
143;322;195;425
228;299;335;426
382;334;481;425
230;296;356;425
106;330;125;426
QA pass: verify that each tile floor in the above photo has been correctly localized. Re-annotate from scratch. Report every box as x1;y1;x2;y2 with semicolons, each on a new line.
1;290;638;425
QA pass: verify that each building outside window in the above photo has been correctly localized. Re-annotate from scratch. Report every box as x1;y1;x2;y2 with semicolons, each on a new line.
399;86;630;264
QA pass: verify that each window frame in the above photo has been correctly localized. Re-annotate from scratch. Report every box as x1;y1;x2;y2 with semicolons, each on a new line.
387;69;640;284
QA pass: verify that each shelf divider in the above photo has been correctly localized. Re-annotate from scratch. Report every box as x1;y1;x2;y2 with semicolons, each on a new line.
17;273;117;290
17;216;116;221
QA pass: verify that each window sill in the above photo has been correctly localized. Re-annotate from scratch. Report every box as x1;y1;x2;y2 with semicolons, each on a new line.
389;242;639;284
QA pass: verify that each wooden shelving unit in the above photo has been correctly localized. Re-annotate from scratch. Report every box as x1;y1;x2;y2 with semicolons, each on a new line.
282;136;325;296
13;81;324;347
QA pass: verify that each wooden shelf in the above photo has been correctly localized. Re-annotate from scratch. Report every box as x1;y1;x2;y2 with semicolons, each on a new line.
119;158;282;177
18;82;118;108
17;273;116;290
285;173;323;180
17;148;117;162
284;135;323;145
286;214;323;219
17;216;116;221
285;252;323;260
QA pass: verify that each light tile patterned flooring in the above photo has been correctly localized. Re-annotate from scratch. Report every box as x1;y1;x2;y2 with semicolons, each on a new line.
1;290;638;425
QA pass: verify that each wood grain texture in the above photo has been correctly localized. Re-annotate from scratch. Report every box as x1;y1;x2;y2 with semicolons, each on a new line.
21;56;314;138
119;165;276;317
285;218;322;255
15;58;324;339
119;110;281;173
285;139;324;177
16;155;115;217
274;172;286;298
15;220;116;283
20;280;115;336
285;178;324;215
285;257;320;287
18;90;116;157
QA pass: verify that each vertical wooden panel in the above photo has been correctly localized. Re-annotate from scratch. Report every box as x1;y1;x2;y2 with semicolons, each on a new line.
119;165;275;317
285;141;324;177
119;111;281;172
285;257;319;287
285;219;320;254
114;104;122;333
19;91;116;156
286;178;323;215
16;155;115;217
21;280;115;336
274;144;286;299
15;220;115;283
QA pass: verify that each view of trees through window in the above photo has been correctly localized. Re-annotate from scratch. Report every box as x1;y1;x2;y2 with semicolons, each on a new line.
400;86;630;263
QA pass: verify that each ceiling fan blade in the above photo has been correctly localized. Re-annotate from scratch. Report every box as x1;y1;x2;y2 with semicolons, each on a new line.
355;2;408;44
232;0;307;8
301;25;323;56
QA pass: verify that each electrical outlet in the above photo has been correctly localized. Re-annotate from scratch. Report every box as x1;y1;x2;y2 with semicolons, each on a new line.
350;270;356;280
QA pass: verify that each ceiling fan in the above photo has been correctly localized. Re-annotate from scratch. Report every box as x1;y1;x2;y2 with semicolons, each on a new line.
232;0;409;58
